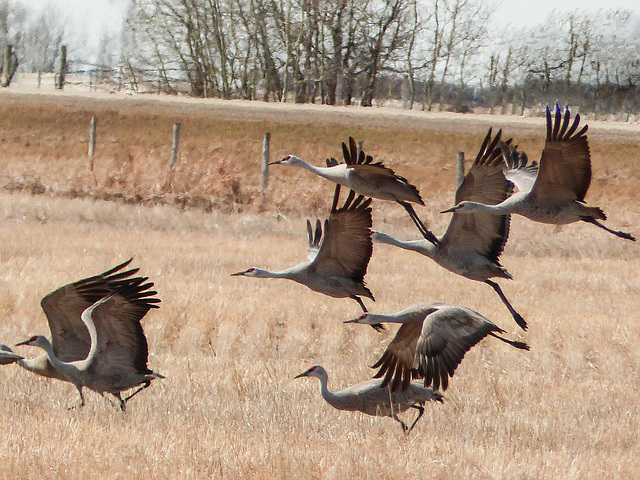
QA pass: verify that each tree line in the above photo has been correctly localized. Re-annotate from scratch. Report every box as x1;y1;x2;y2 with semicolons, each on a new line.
2;0;640;114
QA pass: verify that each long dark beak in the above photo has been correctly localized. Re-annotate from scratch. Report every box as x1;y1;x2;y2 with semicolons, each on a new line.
268;160;282;166
343;318;359;324
294;371;309;379
230;271;246;276
440;206;458;214
15;339;30;347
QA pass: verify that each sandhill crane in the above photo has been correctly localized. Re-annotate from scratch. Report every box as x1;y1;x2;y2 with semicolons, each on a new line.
15;260;163;410
345;302;529;392
232;185;379;326
271;137;439;245
295;364;443;432
442;105;635;241
373;128;527;330
0;344;23;365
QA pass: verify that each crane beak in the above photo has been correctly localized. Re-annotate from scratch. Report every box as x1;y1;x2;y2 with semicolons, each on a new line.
440;206;458;214
294;370;310;379
268;160;283;166
230;270;246;276
343;318;358;324
15;339;30;347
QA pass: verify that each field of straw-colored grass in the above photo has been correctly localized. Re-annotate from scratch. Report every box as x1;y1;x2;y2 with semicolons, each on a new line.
0;90;639;479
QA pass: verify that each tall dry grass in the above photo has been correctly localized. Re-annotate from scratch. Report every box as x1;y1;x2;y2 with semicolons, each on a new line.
0;91;639;479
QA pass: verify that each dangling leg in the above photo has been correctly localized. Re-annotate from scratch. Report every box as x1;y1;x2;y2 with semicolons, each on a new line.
581;217;635;241
407;405;425;432
124;380;151;403
398;201;439;246
489;332;530;350
352;296;384;331
112;392;127;411
392;412;409;433
485;280;527;331
68;385;85;410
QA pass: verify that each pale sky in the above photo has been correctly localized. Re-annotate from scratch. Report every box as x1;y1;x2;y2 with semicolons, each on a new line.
14;0;640;62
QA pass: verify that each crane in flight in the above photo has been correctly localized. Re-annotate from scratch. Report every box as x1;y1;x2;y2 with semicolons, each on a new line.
373;128;527;330
345;302;529;392
442;105;635;242
271;137;438;245
15;259;163;410
232;185;379;326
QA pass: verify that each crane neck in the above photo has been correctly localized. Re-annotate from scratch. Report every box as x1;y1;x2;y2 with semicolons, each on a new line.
372;232;436;257
258;264;308;281
78;301;102;370
294;160;348;184
462;200;510;214
316;374;341;409
35;337;78;377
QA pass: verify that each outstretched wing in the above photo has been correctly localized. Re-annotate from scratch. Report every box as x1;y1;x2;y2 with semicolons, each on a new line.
532;104;591;202
371;320;425;392
0;344;23;365
341;137;424;204
441;129;513;262
503;145;538;193
87;277;160;379
40;259;140;362
306;219;323;261
311;185;373;283
414;304;500;391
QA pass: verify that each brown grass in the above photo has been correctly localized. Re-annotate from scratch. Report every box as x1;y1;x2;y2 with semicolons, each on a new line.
0;91;639;479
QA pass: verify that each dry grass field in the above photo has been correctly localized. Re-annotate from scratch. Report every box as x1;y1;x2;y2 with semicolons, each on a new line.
0;90;639;479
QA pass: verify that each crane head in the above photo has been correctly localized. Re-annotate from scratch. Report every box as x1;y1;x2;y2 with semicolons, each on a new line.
440;202;467;214
231;267;261;277
294;365;327;379
343;313;370;324
15;335;45;347
269;155;302;166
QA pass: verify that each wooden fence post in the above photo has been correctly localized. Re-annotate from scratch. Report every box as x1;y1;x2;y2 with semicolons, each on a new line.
55;45;67;90
164;123;181;191
260;132;270;202
88;116;97;184
456;152;465;187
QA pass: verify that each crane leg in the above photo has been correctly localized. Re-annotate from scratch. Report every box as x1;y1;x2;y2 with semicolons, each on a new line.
488;332;530;350
407;405;425;432
123;380;151;403
352;296;384;331
485;280;527;331
112;393;127;411
398;201;439;246
68;385;85;410
392;412;409;433
581;217;635;241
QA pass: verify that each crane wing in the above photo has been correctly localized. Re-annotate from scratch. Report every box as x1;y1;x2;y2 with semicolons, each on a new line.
371;320;424;392
0;344;23;365
414;304;500;391
40;259;140;362
305;219;322;262
312;186;373;282
341;137;423;204
441;129;513;262
88;278;160;379
531;104;591;202
503;146;538;193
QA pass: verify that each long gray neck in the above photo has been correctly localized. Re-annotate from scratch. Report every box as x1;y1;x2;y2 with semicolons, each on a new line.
373;232;436;257
293;159;347;184
364;305;430;325
258;264;308;282
36;337;79;377
317;374;341;409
